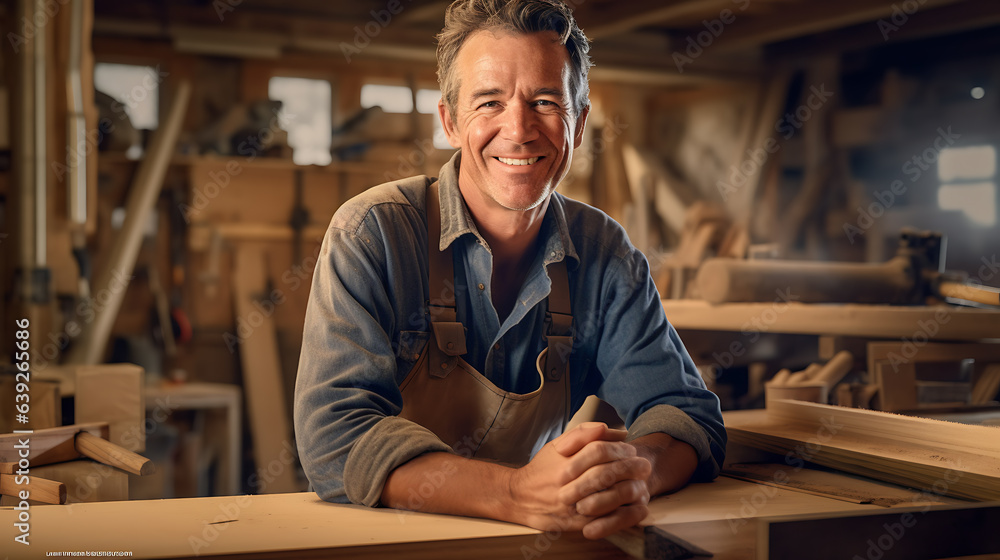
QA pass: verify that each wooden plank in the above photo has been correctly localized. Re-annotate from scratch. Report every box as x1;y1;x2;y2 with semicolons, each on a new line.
0;492;619;559
641;475;880;527
662;300;1000;341
759;503;1000;560
0;423;109;467
188;223;327;252
0;473;66;505
725;400;1000;501
721;464;953;508
231;246;299;493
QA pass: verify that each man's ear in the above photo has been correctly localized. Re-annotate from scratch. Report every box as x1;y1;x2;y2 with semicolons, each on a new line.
438;100;461;148
573;104;591;149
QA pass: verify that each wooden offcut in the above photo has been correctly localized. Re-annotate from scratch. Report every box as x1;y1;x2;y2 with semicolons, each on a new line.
725;400;1000;501
231;246;299;493
0;473;66;505
0;459;129;506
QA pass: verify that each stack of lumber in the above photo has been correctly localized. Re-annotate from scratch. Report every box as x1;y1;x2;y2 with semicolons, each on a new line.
725;399;1000;501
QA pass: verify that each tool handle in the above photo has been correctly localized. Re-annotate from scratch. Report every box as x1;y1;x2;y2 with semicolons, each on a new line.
75;432;155;476
938;281;1000;307
0;473;67;504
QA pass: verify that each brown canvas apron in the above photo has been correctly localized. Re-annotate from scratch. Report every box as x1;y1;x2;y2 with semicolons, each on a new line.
398;181;574;466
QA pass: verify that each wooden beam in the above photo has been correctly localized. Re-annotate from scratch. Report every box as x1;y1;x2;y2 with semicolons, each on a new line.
712;0;965;51
769;0;1000;59
575;0;733;40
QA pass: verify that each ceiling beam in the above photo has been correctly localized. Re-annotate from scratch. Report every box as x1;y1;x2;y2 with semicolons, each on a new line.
395;1;451;24
710;0;965;51
574;0;734;40
767;0;1000;60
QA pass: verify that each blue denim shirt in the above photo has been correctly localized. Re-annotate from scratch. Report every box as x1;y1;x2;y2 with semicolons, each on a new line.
294;151;726;506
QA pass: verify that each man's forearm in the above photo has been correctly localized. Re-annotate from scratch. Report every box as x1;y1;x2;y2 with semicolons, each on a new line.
629;433;698;496
381;452;515;521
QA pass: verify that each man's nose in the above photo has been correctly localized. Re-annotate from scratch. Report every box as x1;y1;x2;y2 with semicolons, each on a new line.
500;102;540;143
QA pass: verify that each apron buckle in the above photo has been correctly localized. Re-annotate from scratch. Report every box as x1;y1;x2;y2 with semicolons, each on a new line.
544;335;573;382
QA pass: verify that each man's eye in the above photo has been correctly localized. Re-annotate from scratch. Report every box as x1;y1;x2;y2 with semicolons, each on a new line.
480;101;500;108
534;100;559;108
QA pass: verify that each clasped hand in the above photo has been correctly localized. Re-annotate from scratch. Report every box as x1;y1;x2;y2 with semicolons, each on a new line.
508;422;652;539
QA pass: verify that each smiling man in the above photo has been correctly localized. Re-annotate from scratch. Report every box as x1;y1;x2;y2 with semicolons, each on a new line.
294;0;726;540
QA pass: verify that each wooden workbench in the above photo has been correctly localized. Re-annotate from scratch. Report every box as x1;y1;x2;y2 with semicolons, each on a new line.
0;474;907;559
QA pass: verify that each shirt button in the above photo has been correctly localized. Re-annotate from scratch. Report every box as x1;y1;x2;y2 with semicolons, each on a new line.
478;283;485;290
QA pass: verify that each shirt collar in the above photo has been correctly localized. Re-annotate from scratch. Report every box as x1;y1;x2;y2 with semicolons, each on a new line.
435;150;579;269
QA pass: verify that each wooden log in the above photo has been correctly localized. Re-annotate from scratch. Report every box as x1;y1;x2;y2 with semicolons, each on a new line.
695;256;914;305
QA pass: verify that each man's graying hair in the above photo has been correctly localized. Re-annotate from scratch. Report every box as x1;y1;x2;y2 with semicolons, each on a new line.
436;0;592;119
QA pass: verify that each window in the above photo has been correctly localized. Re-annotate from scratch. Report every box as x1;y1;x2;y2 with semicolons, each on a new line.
268;77;332;166
360;84;451;149
937;145;997;226
94;63;160;131
94;63;160;158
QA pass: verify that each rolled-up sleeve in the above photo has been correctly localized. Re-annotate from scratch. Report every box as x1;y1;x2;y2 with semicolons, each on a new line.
594;248;727;481
294;209;451;506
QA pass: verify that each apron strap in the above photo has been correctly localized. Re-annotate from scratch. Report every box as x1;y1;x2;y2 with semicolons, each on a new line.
426;179;573;382
426;180;466;378
543;259;574;382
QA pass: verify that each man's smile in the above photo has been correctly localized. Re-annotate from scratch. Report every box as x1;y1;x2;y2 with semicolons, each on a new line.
494;156;543;166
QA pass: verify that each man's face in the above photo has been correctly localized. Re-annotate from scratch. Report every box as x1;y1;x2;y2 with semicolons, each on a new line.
439;30;589;212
